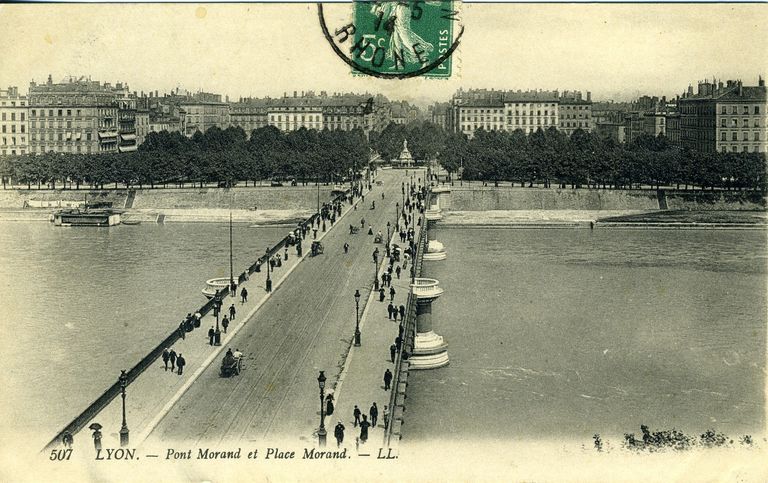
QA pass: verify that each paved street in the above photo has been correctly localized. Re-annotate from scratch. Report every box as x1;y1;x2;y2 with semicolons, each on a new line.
144;169;422;446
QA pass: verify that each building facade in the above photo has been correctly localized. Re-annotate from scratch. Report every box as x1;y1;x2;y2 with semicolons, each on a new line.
27;76;133;155
0;86;28;156
680;78;767;153
558;91;593;136
135;109;150;147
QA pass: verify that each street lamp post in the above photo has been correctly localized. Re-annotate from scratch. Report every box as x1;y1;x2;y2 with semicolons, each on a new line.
213;290;222;346
396;202;399;226
386;221;391;258
265;248;272;293
317;371;327;447
354;289;361;346
402;182;405;207
118;370;129;447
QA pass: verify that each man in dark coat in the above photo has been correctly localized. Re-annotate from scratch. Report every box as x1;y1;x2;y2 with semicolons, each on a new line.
222;316;229;334
387;303;394;320
383;369;393;390
229;304;236;321
334;422;345;447
169;349;177;371
162;348;170;371
208;327;215;346
399;305;406;320
176;353;186;375
353;405;362;427
379;288;385;302
241;287;248;303
390;343;397;363
370;402;378;427
389;286;396;301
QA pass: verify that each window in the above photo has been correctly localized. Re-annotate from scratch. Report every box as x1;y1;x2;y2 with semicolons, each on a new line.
732;132;738;141
10;113;15;121
731;106;737;114
755;132;760;141
48;110;53;117
20;125;24;133
755;106;760;115
743;106;749;114
721;132;727;141
0;113;4;121
58;109;62;116
721;119;726;127
67;109;71;116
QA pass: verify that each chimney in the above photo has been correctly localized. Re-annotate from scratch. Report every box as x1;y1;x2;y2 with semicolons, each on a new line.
718;81;723;90
47;74;53;85
687;84;694;96
293;90;297;98
759;76;765;87
738;81;743;96
587;91;592;102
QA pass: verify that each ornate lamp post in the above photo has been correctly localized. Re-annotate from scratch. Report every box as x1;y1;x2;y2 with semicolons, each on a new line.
118;370;129;447
401;181;405;207
265;247;272;293
317;371;327;447
396;202;399;226
213;290;222;346
354;289;361;347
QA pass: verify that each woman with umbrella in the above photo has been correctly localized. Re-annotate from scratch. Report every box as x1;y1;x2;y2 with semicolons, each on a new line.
89;423;103;451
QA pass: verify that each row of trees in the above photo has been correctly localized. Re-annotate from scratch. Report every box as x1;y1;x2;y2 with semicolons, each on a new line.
0;121;765;191
0;125;371;189
439;128;766;191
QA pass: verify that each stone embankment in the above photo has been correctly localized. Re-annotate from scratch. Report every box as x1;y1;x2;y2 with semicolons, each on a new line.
0;186;334;223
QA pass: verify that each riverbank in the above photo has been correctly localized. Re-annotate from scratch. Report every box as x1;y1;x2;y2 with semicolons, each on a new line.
440;210;767;229
0;208;311;224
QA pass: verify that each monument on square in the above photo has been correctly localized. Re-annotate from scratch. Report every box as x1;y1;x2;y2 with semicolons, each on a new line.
397;139;414;168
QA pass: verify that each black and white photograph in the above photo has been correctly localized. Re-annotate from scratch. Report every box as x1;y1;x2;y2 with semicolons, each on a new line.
0;2;766;481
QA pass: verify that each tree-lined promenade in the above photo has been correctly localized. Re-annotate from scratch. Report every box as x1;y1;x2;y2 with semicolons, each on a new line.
0;125;370;190
439;128;767;192
0;121;765;192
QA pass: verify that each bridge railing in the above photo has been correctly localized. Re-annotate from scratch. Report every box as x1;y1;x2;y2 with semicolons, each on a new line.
384;189;428;447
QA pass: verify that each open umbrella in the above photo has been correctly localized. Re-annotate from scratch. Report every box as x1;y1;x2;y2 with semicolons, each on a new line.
88;423;102;431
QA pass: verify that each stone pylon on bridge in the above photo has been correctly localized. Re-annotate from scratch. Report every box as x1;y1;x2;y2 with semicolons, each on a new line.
424;187;450;261
409;278;448;369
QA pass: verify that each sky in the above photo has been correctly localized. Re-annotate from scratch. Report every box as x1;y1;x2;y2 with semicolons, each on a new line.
0;3;766;106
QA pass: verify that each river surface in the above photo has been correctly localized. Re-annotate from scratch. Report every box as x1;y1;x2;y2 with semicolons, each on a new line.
404;227;767;442
0;222;290;436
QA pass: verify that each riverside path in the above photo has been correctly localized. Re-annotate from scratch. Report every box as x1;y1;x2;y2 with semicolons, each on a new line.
143;169;421;446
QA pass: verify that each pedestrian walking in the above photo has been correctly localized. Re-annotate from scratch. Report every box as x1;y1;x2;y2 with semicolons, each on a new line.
395;336;402;352
222;316;229;334
383;405;390;430
92;428;102;452
387;303;394;320
353;405;361;427
241;287;248;303
178;321;186;340
169;349;177;371
390;343;397;363
176;353;186;375
284;247;288;260
334;422;345;447
344;242;349;254
370;403;378;427
396;265;401;279
399;305;406;320
162;348;170;371
398;323;404;338
359;415;371;443
383;369;393;391
379;288;385;302
326;393;335;416
229;304;236;321
313;228;318;239
390;286;396;301
208;327;215;346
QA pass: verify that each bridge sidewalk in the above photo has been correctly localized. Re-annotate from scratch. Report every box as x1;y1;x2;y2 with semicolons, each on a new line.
329;197;422;453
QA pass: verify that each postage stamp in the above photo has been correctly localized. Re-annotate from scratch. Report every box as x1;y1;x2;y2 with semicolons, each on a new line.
318;1;463;79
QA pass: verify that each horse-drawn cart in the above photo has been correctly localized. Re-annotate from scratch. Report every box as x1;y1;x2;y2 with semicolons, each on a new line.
311;241;324;257
220;351;242;377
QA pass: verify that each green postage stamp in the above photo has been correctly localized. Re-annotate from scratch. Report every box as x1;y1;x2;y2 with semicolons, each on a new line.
318;1;463;79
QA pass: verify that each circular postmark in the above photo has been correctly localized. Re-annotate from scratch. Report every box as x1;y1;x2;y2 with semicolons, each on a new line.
317;1;464;79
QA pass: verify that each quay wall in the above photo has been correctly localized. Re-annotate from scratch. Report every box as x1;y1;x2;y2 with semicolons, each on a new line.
440;187;765;211
0;186;335;211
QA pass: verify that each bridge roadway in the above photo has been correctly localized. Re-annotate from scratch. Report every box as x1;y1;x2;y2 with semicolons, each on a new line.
145;169;412;446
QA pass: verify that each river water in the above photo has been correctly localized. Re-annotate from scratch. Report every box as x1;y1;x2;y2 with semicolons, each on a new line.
404;227;767;442
0;222;290;436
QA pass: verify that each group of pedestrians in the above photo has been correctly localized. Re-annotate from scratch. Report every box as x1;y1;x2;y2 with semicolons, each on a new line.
161;347;186;375
387;303;406;321
336;401;390;447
